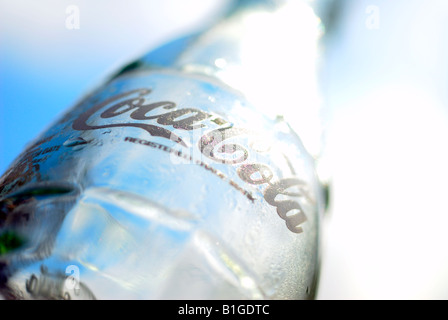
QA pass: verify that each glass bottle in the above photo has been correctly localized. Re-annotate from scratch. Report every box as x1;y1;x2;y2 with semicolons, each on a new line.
0;0;328;299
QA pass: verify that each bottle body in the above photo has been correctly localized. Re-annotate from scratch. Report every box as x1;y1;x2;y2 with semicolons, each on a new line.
0;69;323;299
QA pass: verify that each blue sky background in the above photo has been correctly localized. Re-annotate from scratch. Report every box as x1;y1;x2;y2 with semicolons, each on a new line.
1;0;448;299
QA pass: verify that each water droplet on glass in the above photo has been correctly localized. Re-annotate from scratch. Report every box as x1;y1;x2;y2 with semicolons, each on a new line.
214;58;227;69
63;137;88;147
63;137;89;150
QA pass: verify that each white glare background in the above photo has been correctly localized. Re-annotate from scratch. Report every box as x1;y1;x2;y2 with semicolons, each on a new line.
1;0;448;299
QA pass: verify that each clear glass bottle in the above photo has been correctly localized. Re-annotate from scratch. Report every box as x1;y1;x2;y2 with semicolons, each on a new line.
0;0;328;299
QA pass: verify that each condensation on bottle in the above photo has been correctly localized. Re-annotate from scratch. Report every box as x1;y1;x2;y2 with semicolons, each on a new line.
0;0;329;300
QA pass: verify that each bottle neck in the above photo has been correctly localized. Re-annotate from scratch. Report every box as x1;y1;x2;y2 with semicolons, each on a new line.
135;0;325;158
174;0;321;85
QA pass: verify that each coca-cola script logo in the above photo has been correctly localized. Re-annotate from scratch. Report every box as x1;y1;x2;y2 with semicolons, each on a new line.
73;88;310;233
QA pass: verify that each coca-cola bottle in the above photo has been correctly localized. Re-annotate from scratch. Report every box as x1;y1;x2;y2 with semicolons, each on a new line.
0;0;329;300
